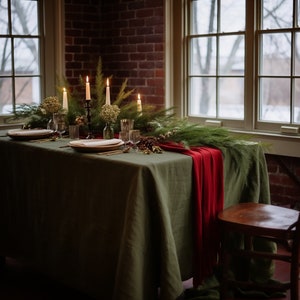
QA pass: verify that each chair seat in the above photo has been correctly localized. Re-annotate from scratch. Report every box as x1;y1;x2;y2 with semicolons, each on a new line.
218;202;300;300
218;203;299;237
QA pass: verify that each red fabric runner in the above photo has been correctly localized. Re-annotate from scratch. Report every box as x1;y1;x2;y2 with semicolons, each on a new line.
159;142;224;287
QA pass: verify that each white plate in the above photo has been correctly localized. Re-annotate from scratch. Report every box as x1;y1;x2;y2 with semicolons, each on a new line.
69;139;124;152
7;129;54;140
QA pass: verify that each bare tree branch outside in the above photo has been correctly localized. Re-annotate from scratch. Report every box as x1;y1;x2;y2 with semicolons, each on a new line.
0;0;40;114
189;0;300;124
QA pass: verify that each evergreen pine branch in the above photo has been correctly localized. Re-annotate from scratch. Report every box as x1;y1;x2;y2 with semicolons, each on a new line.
146;117;257;172
95;57;106;107
114;79;135;106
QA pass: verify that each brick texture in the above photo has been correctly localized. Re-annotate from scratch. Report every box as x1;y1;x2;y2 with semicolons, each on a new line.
64;0;102;94
265;154;300;208
64;0;164;108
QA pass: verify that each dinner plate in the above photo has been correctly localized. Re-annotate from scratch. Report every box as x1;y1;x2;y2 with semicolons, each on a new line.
69;138;124;152
7;129;54;140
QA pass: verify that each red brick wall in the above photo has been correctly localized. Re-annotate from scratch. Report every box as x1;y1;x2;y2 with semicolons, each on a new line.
65;0;165;108
266;154;300;208
64;0;102;92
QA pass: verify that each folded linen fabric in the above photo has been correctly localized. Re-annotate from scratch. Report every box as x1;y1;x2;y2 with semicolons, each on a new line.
71;138;122;147
159;142;224;287
8;129;52;136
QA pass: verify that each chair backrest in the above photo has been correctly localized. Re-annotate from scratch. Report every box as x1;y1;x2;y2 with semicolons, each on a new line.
291;212;300;251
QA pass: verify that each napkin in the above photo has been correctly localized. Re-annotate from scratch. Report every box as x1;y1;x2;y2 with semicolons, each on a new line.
71;139;122;147
8;129;52;136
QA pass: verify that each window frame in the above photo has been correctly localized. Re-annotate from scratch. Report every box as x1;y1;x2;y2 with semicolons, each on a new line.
0;0;64;126
166;0;300;158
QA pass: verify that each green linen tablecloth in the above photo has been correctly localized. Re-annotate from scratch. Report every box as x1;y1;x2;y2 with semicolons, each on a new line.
0;132;271;300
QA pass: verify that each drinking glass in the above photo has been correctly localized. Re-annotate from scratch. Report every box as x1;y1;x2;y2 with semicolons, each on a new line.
69;125;79;139
119;131;129;144
129;129;140;152
120;119;134;132
54;113;66;138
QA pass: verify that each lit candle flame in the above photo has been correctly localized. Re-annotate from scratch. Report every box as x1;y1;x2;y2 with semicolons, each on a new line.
137;93;142;113
63;87;68;110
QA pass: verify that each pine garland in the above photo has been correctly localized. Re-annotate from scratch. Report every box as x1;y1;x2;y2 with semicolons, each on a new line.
7;56;265;173
144;116;261;172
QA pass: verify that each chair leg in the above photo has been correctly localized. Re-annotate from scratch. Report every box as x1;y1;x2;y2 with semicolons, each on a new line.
238;234;252;282
219;231;231;300
290;240;299;300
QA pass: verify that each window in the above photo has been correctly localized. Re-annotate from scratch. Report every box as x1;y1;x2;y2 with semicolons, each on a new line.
258;0;300;129
0;0;63;123
167;0;300;157
0;0;41;115
189;0;245;122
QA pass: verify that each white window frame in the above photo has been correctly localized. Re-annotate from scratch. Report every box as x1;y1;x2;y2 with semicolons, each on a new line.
165;0;300;158
0;0;64;127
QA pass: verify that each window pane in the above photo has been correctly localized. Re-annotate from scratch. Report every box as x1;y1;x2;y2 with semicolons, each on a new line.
189;77;216;117
259;77;290;122
260;33;291;76
219;77;244;119
190;37;216;75
295;32;300;75
11;0;38;35
0;0;9;34
14;38;39;75
262;0;293;30
294;78;300;123
298;0;300;27
0;38;12;74
0;77;12;114
220;0;245;32
219;35;245;75
15;76;40;106
191;0;217;34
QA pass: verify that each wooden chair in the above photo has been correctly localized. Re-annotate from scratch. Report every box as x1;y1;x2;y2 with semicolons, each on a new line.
218;202;300;299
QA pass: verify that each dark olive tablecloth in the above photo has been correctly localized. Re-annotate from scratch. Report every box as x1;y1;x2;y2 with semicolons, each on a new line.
0;133;271;300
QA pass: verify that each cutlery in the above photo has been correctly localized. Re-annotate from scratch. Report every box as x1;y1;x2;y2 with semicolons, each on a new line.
97;149;124;156
97;146;134;155
29;138;53;143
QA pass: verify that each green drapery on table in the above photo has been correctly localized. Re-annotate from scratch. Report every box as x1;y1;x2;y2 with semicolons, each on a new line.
0;133;271;300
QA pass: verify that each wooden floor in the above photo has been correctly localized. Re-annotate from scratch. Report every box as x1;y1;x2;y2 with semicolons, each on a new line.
0;245;297;300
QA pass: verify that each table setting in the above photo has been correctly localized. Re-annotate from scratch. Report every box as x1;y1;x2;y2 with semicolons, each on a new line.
0;59;274;300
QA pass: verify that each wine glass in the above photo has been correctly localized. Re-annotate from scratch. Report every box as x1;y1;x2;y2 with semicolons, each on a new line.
129;130;140;152
53;113;66;138
119;131;129;144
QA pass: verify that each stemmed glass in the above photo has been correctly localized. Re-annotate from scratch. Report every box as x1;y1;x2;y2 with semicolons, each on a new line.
119;131;130;145
53;113;66;138
129;130;141;152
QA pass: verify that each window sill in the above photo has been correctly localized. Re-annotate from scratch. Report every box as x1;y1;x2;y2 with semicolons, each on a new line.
230;130;300;158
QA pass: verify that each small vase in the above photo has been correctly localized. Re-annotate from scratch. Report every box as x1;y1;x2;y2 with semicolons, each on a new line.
103;123;114;139
47;113;55;130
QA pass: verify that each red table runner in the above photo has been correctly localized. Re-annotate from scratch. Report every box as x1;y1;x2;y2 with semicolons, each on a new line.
159;143;224;287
